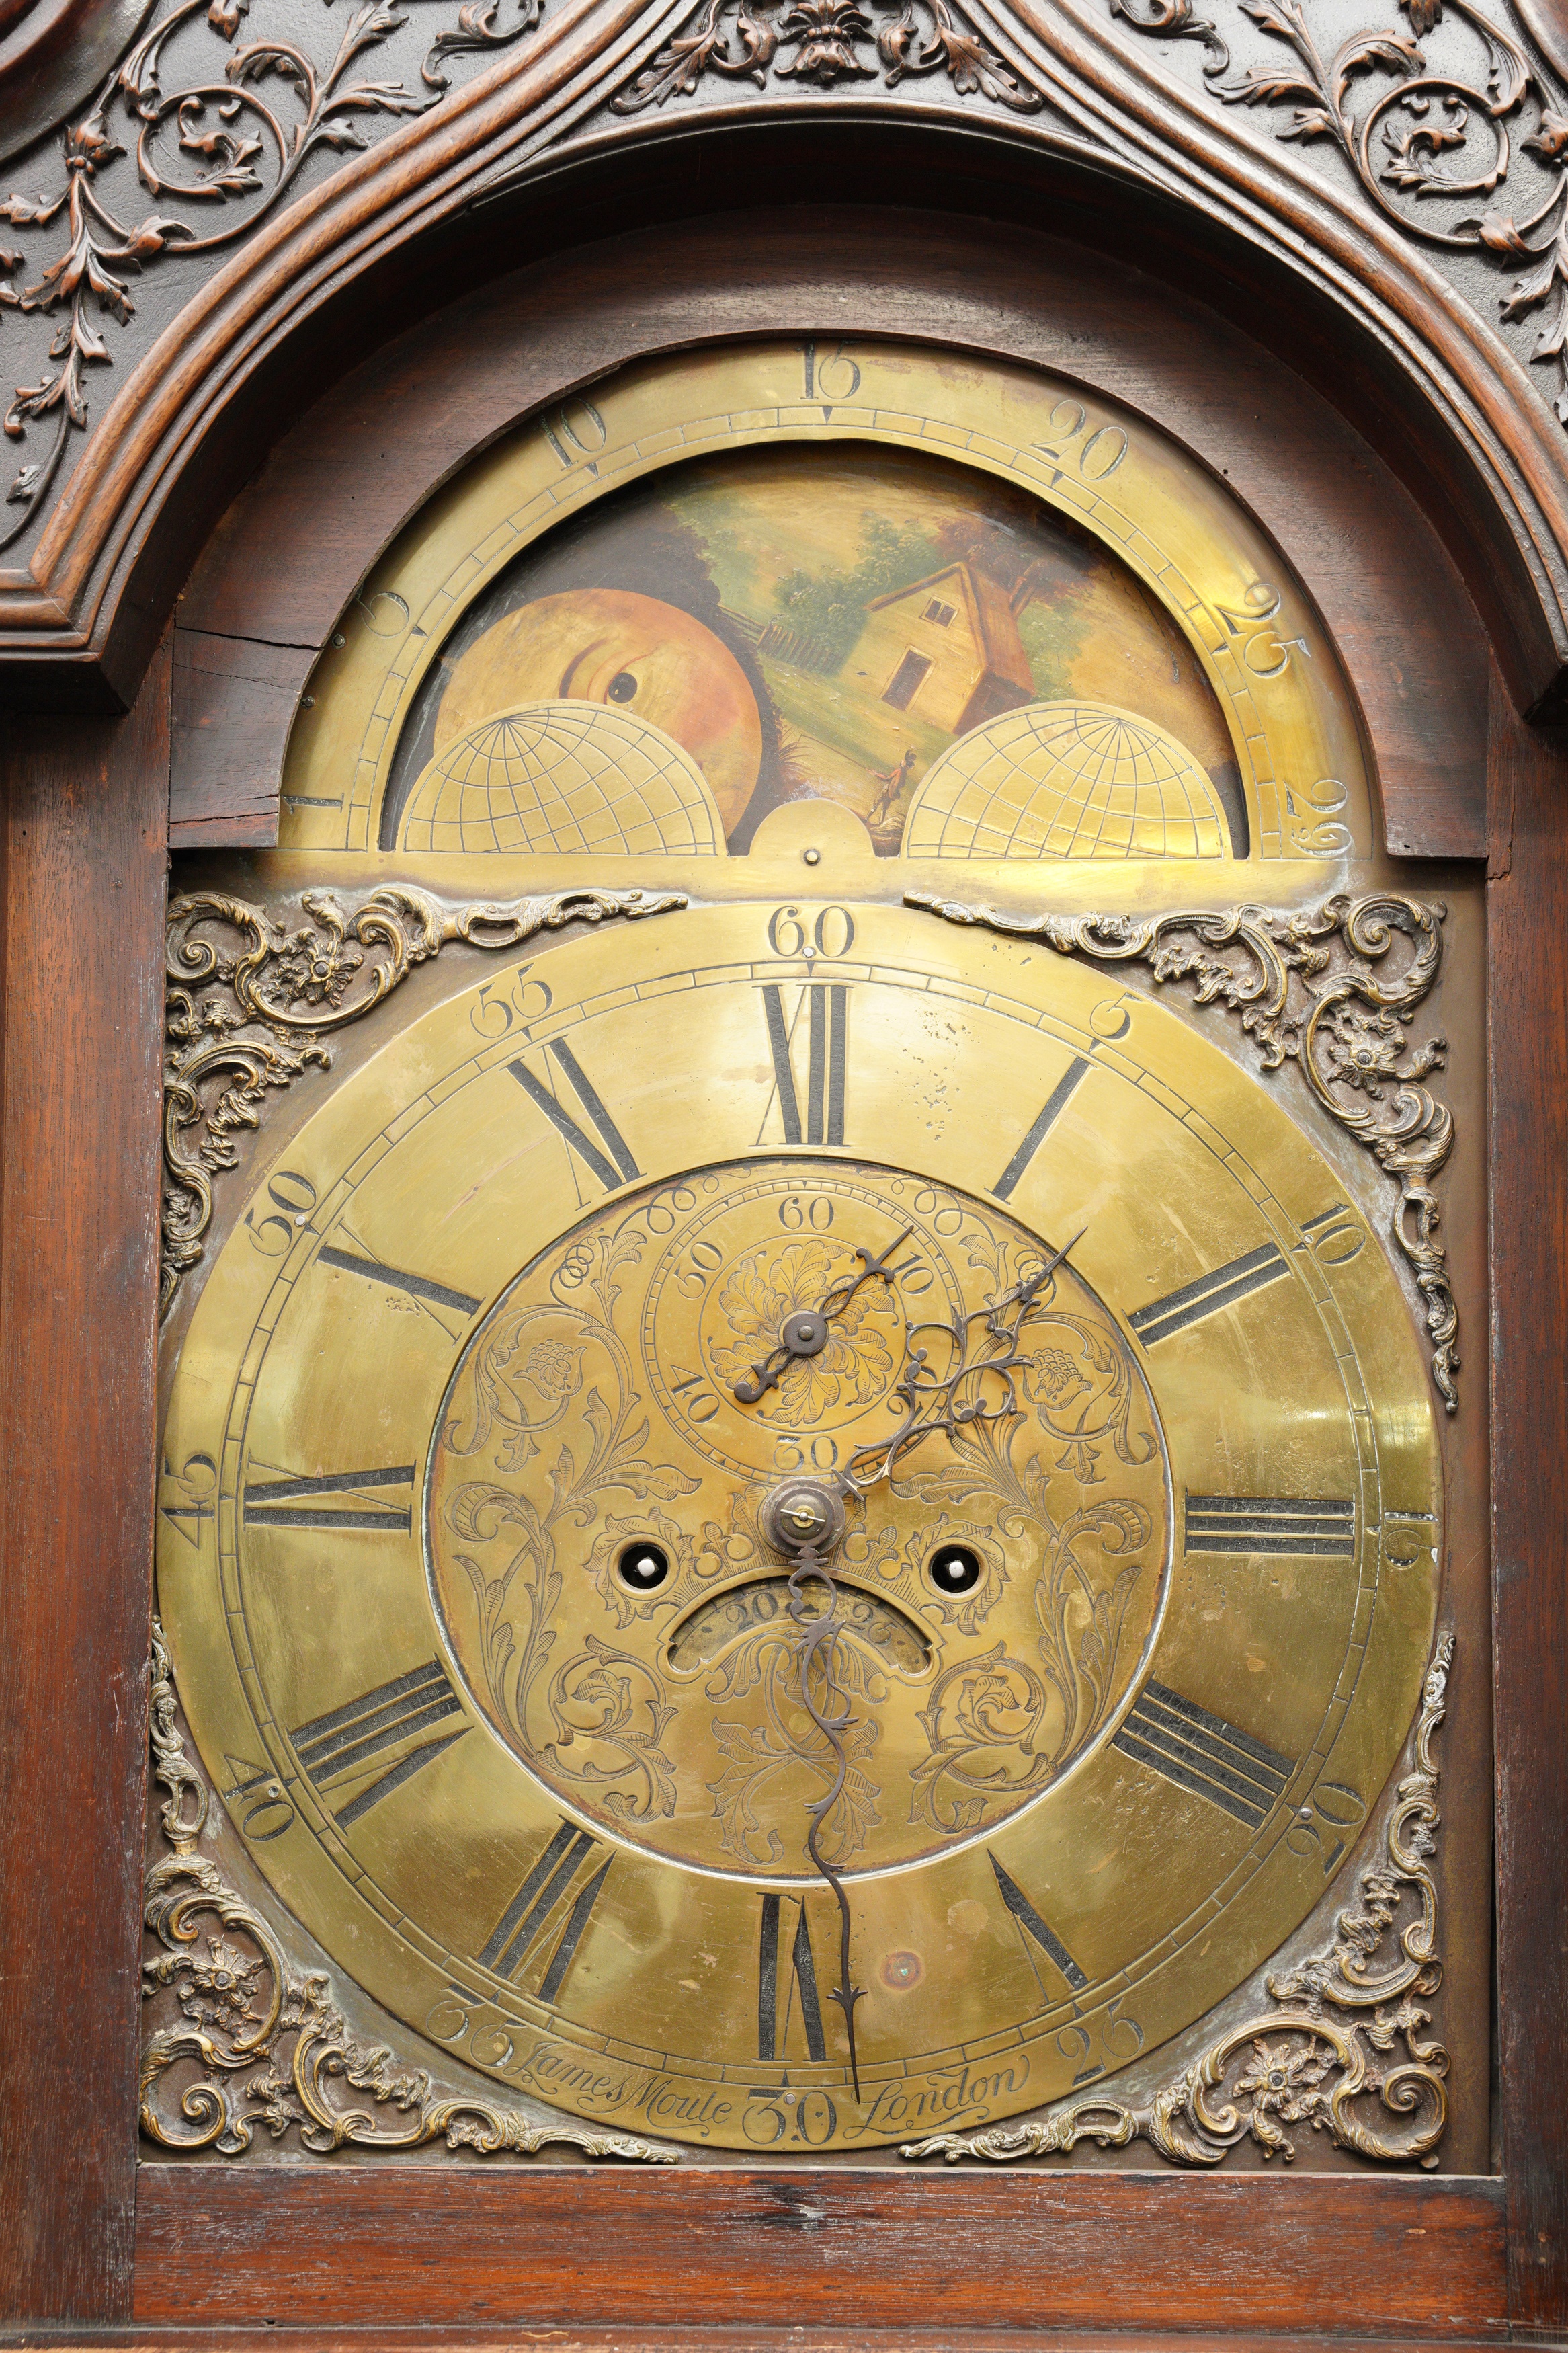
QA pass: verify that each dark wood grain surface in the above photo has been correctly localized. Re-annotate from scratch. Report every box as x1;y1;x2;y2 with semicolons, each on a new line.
0;635;170;2323
1487;668;1568;2337
130;2167;1507;2338
2;11;1565;725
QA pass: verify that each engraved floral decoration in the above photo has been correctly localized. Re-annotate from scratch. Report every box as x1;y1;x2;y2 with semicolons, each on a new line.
705;1618;887;1867
704;1238;901;1430
1;0;545;549
612;0;1041;112
161;883;684;1321
907;890;1458;1408
903;1632;1454;2169
1109;0;1568;428
142;1621;680;2163
438;1279;699;1812
911;1639;1053;1833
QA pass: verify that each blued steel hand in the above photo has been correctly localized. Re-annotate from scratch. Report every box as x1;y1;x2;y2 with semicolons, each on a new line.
757;1228;1085;2107
786;1531;866;2103
842;1229;1086;1496
731;1222;919;1404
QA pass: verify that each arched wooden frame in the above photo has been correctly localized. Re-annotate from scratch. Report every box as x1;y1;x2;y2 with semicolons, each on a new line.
3;9;1568;736
1;109;1565;2353
171;200;1490;863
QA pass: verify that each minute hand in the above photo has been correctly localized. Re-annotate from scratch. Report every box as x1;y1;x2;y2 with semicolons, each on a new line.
842;1228;1085;1494
731;1223;918;1404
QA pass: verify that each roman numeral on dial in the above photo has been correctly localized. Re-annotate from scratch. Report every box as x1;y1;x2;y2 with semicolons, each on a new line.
758;1892;827;2062
290;1659;467;1826
1186;1494;1356;1558
479;1821;613;2003
989;1853;1088;1991
993;1056;1090;1201
1128;1242;1289;1347
316;1240;481;1319
1112;1681;1294;1830
760;983;847;1146
243;1464;415;1532
509;1041;640;1192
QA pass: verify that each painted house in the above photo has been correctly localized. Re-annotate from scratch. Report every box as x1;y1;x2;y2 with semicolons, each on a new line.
848;563;1035;735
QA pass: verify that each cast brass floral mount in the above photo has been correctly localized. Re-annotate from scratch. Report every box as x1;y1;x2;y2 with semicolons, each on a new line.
907;891;1458;1409
142;1620;682;2164
161;883;685;1322
901;1632;1454;2169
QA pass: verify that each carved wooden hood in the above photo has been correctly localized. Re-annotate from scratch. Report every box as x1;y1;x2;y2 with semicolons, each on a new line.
3;0;1567;715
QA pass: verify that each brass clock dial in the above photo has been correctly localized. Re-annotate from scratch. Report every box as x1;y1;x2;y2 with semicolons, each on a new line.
159;899;1440;2153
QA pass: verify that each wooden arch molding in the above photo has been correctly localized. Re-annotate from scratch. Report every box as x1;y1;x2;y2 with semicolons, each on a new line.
3;0;1568;723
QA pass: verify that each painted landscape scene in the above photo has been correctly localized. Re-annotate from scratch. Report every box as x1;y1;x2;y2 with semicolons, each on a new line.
384;445;1245;856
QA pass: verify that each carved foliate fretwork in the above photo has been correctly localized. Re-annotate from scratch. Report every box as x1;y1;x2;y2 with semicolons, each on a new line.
0;0;542;555
1106;0;1568;427
609;0;1042;112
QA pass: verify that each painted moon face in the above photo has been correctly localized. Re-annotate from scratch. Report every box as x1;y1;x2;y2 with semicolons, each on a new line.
436;589;764;834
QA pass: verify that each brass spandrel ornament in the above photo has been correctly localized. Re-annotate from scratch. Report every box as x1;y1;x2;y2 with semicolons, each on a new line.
157;893;1443;2157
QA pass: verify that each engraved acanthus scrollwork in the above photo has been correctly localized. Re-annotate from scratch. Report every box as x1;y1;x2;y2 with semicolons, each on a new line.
161;883;684;1321
142;1622;680;2164
1108;0;1568;428
611;0;1040;113
907;889;1458;1409
1;0;544;550
705;1236;901;1429
903;1632;1454;2170
440;1288;698;1805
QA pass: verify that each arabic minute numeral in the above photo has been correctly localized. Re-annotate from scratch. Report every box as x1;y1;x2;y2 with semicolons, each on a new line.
1210;580;1312;678
1056;1995;1144;2087
221;1755;297;1842
468;963;553;1040
540;398;607;471
1031;397;1127;480
245;1168;317;1257
159;1450;217;1546
1286;1780;1367;1874
800;341;861;404
1301;1203;1366;1265
669;1364;723;1423
766;904;856;957
673;1239;725;1298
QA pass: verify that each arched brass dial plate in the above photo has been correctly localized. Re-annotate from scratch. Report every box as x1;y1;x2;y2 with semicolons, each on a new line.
158;900;1440;2153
